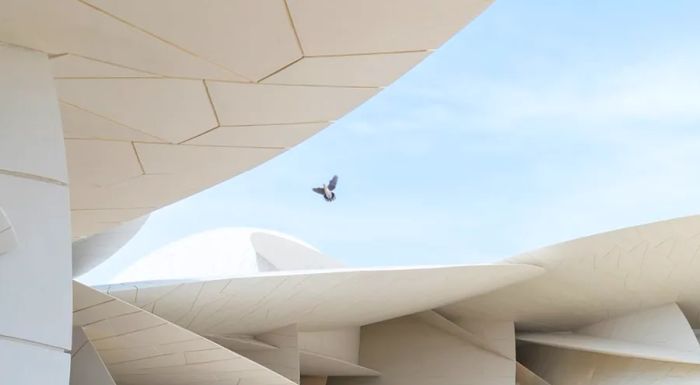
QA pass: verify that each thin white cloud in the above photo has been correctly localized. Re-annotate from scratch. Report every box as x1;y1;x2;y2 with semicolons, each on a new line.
359;49;700;139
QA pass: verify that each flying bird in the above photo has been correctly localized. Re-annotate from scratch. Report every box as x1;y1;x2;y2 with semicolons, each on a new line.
313;175;338;202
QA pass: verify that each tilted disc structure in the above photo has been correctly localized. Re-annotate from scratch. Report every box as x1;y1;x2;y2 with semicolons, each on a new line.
4;1;700;384
72;216;700;385
0;2;494;383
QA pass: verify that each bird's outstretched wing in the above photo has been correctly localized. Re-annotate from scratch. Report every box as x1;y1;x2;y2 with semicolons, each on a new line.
328;175;338;191
312;187;325;195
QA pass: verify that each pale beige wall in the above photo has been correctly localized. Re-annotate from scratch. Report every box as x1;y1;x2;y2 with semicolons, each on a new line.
577;303;700;353
457;319;516;359
329;315;515;385
517;303;700;364
302;376;328;385
515;362;550;385
70;327;116;385
298;328;361;363
0;43;71;385
519;345;700;384
244;324;300;384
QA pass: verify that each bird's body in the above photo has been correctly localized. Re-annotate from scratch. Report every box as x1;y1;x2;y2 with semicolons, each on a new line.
313;176;338;202
322;184;334;201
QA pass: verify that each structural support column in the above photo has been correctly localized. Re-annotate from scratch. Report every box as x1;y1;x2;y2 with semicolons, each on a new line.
0;43;72;384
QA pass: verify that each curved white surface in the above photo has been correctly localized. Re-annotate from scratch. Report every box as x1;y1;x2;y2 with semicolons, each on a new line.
0;44;73;385
207;335;278;352
440;215;700;331
517;303;700;365
104;263;543;335
415;310;511;359
577;303;700;354
0;0;494;239
518;333;700;365
113;228;334;283
329;314;516;385
299;351;380;377
70;215;700;383
0;207;17;256
73;215;148;277
298;328;361;366
71;327;116;385
252;232;344;271
73;282;296;385
519;344;700;385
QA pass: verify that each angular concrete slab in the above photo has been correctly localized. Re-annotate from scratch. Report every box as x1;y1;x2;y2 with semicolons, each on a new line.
71;327;116;385
263;51;430;87
517;333;700;365
73;282;297;385
106;264;543;335
300;350;379;377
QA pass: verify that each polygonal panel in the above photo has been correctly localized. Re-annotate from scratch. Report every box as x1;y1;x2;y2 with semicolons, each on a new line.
60;102;164;142
328;314;513;385
0;339;70;385
186;123;329;148
579;303;700;354
516;362;551;385
73;283;297;385
287;0;494;55
0;176;72;350
517;303;700;365
519;345;700;385
55;79;217;143
416;311;514;359
83;312;165;341
51;54;157;78
206;81;378;126
73;299;136;326
134;142;282;179
240;324;300;384
69;143;281;238
0;0;245;80
440;215;700;332
139;282;205;324
298;328;360;364
83;0;302;81
67;141;283;239
107;264;543;336
65;139;143;188
70;145;282;220
209;336;278;352
0;43;67;183
263;51;430;87
70;174;203;211
300;351;379;377
71;327;117;385
133;142;281;180
518;332;700;365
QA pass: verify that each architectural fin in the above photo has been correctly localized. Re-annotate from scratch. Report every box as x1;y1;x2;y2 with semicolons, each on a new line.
239;324;301;384
70;327;116;385
516;362;551;385
518;303;700;364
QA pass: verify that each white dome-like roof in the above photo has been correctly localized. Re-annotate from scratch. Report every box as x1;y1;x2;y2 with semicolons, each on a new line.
112;228;342;283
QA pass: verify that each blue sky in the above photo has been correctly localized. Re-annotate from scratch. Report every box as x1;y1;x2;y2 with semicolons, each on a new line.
81;0;700;284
